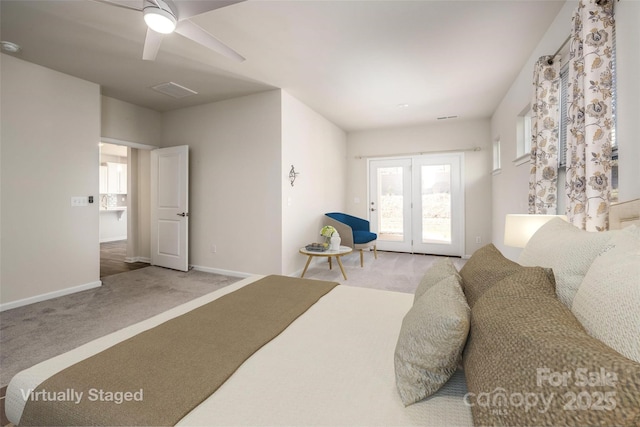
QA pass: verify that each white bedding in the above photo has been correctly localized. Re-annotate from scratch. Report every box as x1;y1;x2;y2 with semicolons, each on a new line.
6;276;472;426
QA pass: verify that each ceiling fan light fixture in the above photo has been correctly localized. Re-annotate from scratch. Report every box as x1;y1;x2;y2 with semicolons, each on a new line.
143;6;177;34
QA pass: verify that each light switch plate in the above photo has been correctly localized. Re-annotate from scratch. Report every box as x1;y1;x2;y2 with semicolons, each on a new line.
71;196;89;207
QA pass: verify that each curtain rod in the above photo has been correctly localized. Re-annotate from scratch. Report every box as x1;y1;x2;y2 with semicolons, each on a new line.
546;0;614;65
547;35;571;65
354;146;481;160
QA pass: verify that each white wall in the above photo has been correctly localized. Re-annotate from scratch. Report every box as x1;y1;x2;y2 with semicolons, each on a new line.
101;96;162;145
281;92;347;275
615;0;640;202
346;119;492;258
161;90;283;275
1;54;101;307
491;0;640;260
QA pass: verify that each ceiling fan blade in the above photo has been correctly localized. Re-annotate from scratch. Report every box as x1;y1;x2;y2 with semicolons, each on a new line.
175;19;245;62
142;28;164;60
171;0;245;21
90;0;142;12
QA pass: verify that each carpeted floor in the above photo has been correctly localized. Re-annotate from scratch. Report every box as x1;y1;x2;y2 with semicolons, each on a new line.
301;249;465;294
0;250;465;390
0;267;241;388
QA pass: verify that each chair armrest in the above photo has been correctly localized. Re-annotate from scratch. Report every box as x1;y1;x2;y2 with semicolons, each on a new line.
348;216;370;231
325;216;354;248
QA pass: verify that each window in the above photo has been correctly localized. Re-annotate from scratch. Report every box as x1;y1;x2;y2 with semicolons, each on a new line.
515;105;533;165
492;138;501;173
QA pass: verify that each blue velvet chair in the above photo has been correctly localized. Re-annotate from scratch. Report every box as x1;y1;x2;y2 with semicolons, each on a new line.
325;212;378;267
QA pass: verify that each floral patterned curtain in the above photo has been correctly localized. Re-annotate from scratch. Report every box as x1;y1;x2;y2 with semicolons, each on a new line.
529;56;561;214
565;0;615;231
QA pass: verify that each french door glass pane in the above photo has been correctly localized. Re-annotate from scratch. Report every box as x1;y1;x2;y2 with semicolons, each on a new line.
421;164;451;244
378;166;404;241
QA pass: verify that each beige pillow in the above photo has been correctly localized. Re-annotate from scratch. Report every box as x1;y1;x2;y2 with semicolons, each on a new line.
413;257;459;303
464;266;640;427
458;244;521;308
571;225;640;363
518;217;617;307
394;274;470;406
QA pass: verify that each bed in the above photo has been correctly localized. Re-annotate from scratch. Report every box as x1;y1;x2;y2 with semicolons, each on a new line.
6;199;640;426
5;277;472;426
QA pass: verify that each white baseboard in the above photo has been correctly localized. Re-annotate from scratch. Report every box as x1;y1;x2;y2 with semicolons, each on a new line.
0;280;102;312
125;256;151;263
190;264;253;278
462;254;471;260
100;236;127;243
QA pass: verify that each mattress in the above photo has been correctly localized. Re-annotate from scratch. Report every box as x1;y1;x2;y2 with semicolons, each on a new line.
6;275;472;426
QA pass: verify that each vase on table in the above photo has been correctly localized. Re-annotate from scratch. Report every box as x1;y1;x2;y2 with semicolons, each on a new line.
330;234;341;251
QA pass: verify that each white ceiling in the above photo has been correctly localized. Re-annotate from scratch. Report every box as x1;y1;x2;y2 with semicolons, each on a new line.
0;0;565;131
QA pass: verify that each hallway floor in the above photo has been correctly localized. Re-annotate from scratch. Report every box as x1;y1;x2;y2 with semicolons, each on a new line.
100;240;149;278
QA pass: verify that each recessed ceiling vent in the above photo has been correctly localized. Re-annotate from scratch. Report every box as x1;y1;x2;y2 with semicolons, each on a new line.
151;82;198;99
437;115;459;120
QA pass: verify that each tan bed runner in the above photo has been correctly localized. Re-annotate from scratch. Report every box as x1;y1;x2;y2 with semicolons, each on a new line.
20;275;338;426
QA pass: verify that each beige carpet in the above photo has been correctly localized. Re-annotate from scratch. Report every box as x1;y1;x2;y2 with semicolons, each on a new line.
0;267;240;387
301;249;465;294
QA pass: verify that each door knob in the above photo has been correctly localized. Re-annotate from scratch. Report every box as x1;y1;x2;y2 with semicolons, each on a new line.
370;208;376;212
177;212;189;217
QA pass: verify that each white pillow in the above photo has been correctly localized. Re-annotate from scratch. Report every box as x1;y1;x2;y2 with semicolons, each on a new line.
571;225;640;363
518;218;617;307
394;274;470;406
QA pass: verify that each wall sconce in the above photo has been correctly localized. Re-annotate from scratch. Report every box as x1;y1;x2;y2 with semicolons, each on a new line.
289;165;300;187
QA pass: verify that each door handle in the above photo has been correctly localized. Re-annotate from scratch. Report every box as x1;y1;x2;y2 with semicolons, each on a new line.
177;212;189;217
370;208;376;212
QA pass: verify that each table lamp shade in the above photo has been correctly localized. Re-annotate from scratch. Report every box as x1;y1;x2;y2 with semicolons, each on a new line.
504;214;568;248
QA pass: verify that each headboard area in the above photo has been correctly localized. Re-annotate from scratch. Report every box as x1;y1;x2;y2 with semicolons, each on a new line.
610;198;640;230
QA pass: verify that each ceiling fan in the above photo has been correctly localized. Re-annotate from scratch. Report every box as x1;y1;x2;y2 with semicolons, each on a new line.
94;0;245;62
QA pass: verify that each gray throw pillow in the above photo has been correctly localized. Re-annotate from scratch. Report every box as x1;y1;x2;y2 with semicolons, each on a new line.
413;257;460;304
395;274;470;406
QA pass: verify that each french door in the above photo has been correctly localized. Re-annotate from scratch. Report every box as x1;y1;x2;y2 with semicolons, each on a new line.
369;154;464;256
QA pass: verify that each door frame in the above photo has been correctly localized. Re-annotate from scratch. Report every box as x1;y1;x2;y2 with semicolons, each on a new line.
367;153;465;257
98;137;158;266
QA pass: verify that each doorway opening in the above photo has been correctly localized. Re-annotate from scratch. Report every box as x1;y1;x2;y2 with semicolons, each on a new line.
99;142;147;277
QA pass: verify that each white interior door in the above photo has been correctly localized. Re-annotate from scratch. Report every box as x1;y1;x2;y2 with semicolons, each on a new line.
369;154;464;256
151;145;189;271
